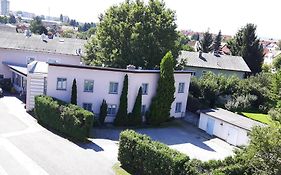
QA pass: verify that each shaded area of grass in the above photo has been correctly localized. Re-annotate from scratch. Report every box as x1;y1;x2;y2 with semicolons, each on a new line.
112;163;131;175
241;112;272;124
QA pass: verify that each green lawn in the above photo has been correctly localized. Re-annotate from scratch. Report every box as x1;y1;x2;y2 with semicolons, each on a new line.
241;112;272;124
112;163;131;175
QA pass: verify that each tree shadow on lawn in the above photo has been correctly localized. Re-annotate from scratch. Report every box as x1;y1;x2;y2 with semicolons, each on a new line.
92;120;216;152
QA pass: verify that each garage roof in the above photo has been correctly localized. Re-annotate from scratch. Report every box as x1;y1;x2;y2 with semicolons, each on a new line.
200;108;265;131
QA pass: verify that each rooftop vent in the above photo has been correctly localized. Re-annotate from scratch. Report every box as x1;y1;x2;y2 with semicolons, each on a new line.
126;65;136;70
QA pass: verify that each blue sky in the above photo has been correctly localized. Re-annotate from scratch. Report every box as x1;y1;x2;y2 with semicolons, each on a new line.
9;0;281;39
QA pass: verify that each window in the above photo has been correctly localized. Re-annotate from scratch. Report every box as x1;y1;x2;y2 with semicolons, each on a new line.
83;103;92;111
178;82;185;93
84;80;94;92
142;83;148;95
57;78;67;90
107;104;117;115
175;102;182;113
109;82;118;94
141;105;146;116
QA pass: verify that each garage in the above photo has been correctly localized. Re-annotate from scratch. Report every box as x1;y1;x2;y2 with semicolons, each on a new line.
198;108;265;146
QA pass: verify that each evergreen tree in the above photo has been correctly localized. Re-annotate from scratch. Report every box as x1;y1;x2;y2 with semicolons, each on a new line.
146;51;175;125
199;31;213;53
114;74;128;126
8;14;16;24
60;14;63;22
213;30;222;55
227;23;264;74
128;87;142;126
99;99;108;125
71;79;77;105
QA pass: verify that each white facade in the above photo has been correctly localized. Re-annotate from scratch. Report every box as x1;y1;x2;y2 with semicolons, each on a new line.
199;113;250;146
46;64;191;122
0;48;81;79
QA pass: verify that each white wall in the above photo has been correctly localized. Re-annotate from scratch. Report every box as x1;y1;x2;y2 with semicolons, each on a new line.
0;48;81;78
46;65;191;122
199;113;249;146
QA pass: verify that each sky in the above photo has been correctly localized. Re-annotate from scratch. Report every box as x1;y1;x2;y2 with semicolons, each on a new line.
9;0;281;39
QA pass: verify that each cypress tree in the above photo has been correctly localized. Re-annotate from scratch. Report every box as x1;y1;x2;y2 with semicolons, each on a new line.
114;74;128;126
99;99;108;125
199;31;213;53
129;87;142;126
146;51;175;125
213;30;222;55
71;79;77;105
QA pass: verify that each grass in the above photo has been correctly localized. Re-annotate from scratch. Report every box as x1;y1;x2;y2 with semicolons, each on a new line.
112;163;131;175
241;112;272;124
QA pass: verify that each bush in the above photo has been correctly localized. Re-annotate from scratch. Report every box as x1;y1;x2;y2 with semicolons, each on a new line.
225;94;257;112
35;95;93;141
187;94;201;112
118;130;190;175
99;99;108;125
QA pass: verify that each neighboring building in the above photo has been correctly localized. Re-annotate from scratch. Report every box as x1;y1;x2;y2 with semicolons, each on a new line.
177;51;251;78
45;63;192;122
0;31;86;93
0;0;9;16
199;108;264;146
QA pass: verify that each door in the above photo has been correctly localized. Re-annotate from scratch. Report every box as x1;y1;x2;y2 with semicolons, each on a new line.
206;118;215;135
227;127;238;145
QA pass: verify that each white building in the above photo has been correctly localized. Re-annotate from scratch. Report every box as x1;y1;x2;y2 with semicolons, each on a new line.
199;108;264;146
44;63;191;122
0;31;85;93
0;0;9;16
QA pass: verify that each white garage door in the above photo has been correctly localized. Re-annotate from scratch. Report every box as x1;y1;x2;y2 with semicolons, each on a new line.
227;127;238;145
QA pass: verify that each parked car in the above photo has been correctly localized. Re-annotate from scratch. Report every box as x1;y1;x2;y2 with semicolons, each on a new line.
0;88;3;97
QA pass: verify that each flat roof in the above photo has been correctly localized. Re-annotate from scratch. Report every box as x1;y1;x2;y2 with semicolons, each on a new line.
200;108;265;131
3;62;27;76
49;63;194;74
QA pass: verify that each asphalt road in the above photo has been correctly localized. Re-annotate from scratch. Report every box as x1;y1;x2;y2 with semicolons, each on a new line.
0;96;115;175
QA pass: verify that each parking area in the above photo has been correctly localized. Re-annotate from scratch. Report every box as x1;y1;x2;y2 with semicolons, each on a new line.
0;96;115;175
92;120;235;161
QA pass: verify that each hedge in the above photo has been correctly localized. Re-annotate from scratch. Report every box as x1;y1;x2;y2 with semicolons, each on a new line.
35;95;93;141
118;130;189;175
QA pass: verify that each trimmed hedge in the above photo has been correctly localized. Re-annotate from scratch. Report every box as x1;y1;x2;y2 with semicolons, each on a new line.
118;130;189;175
35;95;93;141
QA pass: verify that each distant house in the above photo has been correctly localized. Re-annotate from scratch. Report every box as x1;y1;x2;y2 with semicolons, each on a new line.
177;51;251;78
199;108;264;146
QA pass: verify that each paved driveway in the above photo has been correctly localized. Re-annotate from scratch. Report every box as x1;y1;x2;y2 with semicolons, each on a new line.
92;120;235;161
0;96;115;175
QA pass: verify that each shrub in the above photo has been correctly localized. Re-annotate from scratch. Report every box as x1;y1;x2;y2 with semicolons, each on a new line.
99;99;108;125
225;94;257;112
114;74;128;126
35;95;93;141
128;87;142;126
71;79;77;105
118;130;190;175
187;94;201;112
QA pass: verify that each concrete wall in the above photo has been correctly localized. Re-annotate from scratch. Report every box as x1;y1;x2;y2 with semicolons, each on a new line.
199;113;249;146
0;48;81;79
185;66;245;79
46;65;191;122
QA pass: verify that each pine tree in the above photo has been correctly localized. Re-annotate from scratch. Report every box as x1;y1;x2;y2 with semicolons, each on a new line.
128;87;142;126
99;99;108;125
146;51;175;125
199;31;213;53
114;74;128;126
213;30;222;55
228;24;264;74
71;79;77;105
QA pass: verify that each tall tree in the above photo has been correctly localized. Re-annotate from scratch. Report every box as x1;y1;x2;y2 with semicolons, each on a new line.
60;14;63;22
228;23;264;74
71;79;77;105
146;51;175;125
199;31;213;53
114;74;128;126
84;0;179;69
8;14;16;24
128;87;143;126
30;16;48;35
99;99;108;125
213;30;222;54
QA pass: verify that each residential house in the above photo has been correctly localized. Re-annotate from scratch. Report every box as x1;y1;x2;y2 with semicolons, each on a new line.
177;51;251;78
